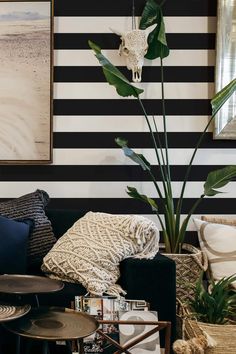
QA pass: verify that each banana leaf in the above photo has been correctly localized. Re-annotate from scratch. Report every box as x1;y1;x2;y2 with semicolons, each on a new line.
139;0;169;59
88;41;143;97
211;78;236;116
204;165;236;196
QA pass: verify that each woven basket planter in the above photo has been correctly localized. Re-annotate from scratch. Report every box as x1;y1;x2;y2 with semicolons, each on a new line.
176;300;236;353
160;243;208;302
184;319;236;353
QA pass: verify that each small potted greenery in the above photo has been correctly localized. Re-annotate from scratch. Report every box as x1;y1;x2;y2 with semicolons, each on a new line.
174;275;236;353
88;0;236;300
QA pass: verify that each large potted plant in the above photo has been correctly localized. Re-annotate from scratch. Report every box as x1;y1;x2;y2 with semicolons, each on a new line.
174;275;236;353
88;0;236;300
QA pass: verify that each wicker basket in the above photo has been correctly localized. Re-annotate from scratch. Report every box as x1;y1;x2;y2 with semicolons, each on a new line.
160;243;208;302
184;320;236;353
177;301;236;353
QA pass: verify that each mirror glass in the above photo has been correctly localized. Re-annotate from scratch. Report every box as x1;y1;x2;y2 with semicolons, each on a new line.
214;0;236;139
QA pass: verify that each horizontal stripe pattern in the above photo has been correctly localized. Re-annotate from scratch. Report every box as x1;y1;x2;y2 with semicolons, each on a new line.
4;0;232;247
0;198;234;214
54;66;215;83
0;165;229;181
39;198;236;214
52;149;236;166
54;116;211;132
54;83;214;99
54;0;217;17
1;181;235;198
54;99;212;115
54;33;216;50
52;132;236;149
54;50;216;67
54;16;216;34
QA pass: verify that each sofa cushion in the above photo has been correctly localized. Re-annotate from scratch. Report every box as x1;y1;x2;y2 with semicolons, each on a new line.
194;218;236;288
0;190;56;267
0;215;31;274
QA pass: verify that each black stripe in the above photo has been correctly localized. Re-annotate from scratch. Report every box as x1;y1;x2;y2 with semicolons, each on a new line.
54;66;215;83
54;99;211;115
160;231;199;247
54;33;215;50
54;0;217;17
45;198;236;214
0;165;229;182
53;132;236;149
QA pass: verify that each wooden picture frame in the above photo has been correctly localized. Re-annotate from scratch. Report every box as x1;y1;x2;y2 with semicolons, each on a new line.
0;0;53;164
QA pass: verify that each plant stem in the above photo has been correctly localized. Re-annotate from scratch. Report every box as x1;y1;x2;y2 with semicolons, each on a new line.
138;97;169;197
175;195;205;253
148;170;164;201
175;113;216;238
152;116;168;177
160;58;171;185
160;58;175;245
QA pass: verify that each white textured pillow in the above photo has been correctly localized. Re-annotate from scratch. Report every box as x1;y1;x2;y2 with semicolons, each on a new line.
193;218;236;288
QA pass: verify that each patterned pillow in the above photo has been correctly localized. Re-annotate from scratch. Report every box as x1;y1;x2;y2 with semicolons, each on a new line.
0;190;56;267
194;218;236;288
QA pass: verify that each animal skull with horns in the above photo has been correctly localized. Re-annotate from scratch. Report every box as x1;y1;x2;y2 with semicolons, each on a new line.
111;24;156;82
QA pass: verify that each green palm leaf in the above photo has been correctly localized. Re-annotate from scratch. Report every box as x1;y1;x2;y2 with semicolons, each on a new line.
139;0;169;59
127;186;158;211
115;137;151;171
88;41;143;97
211;78;236;116
204;166;236;196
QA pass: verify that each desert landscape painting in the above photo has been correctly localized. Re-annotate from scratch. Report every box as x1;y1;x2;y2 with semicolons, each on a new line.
0;0;51;162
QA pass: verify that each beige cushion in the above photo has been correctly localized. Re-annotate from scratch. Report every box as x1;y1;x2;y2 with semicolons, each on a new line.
193;218;236;288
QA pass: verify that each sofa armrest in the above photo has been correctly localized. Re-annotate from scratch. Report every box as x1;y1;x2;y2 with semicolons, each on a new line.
119;252;176;345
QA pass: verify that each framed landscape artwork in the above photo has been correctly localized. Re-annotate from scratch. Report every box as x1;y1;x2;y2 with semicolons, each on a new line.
0;0;52;163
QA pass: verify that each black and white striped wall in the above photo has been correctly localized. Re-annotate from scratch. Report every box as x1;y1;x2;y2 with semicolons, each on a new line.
2;0;236;243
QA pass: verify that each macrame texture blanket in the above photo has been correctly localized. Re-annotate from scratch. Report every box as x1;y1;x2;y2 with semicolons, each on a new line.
42;212;159;296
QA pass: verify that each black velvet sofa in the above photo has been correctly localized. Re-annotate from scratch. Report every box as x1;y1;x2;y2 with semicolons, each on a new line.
2;209;176;352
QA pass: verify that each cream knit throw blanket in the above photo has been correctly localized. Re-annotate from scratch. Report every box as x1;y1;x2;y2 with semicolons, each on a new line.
42;212;159;296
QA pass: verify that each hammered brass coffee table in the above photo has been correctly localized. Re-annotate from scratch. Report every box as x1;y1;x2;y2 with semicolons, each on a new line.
0;274;64;307
4;307;99;354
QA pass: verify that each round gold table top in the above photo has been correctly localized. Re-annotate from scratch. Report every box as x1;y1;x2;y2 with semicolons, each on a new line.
0;274;64;294
4;307;99;340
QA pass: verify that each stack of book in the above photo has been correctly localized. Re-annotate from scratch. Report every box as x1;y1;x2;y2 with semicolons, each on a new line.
70;296;160;354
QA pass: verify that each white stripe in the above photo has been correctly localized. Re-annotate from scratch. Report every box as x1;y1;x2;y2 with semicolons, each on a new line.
54;49;216;67
54;16;216;34
54;82;214;99
52;149;236;166
1;182;235;198
53;115;211;132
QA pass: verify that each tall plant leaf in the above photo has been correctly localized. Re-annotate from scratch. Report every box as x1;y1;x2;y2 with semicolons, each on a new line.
115;137;151;171
139;0;169;59
127;186;158;211
204;166;236;196
211;78;236;116
88;41;143;97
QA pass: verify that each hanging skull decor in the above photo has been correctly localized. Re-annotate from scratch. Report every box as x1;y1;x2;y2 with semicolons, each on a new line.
111;24;156;82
